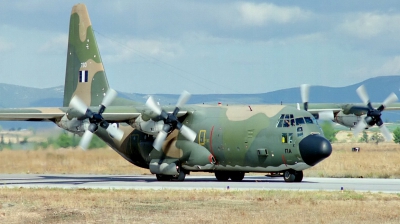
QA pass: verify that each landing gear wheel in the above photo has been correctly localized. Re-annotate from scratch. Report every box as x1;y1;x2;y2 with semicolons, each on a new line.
230;172;245;181
173;169;186;181
294;171;303;182
283;170;296;182
156;174;172;181
215;171;230;181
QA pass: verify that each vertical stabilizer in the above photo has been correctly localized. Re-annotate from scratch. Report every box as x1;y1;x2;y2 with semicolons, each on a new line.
63;4;109;107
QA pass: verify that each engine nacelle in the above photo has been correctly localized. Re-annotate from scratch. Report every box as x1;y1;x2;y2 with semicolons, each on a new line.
56;115;89;136
130;115;164;136
149;159;180;175
334;111;363;128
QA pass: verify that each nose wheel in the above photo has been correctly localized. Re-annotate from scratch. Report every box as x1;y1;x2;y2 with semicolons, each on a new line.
283;170;303;182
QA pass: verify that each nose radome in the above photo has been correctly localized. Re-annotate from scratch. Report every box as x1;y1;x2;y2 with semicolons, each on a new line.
299;134;332;166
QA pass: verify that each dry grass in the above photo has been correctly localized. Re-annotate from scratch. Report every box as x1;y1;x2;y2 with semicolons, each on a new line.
306;142;400;178
0;142;399;178
0;188;398;224
0;147;150;175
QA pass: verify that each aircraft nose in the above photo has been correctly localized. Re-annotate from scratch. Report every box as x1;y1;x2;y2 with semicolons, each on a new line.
299;134;332;166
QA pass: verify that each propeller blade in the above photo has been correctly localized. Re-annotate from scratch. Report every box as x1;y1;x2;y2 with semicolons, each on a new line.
176;90;191;108
146;96;162;115
379;124;392;141
79;130;93;150
318;111;334;120
179;125;197;142
300;84;310;104
356;85;370;104
382;92;398;107
153;130;168;151
106;124;124;141
101;89;117;108
69;95;88;115
352;119;368;137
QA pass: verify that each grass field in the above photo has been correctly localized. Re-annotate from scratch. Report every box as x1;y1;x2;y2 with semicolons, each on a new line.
306;142;400;178
0;188;399;223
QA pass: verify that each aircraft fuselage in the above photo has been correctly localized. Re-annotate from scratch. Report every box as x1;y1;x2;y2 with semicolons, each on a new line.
95;104;332;175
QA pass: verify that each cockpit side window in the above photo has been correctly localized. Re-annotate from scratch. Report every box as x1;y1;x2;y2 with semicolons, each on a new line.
297;127;303;137
296;118;305;125
281;133;287;143
304;117;313;124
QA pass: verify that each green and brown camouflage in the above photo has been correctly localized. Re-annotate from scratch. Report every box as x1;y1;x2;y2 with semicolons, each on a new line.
2;3;398;182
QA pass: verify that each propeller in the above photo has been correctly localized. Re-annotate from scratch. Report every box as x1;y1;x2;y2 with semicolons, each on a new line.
69;89;124;150
352;85;398;141
300;84;310;111
300;84;334;120
145;90;197;151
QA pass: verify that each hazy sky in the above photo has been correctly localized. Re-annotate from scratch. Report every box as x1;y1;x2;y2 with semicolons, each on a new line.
0;0;400;94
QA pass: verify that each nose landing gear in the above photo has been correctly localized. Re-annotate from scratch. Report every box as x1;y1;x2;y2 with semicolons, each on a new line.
283;170;303;182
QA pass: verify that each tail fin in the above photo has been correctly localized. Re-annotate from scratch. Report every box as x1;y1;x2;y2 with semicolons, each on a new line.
63;4;109;107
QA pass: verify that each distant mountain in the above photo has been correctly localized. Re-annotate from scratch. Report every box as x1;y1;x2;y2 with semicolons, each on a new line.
0;84;64;108
120;76;400;105
1;75;400;129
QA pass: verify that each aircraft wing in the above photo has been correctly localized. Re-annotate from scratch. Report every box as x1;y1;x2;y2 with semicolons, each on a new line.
0;106;187;123
0;108;66;121
0;107;143;122
300;102;400;115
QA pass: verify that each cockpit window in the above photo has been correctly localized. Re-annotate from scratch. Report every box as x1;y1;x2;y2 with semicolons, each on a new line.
304;117;313;124
311;116;318;124
295;118;305;125
277;114;295;128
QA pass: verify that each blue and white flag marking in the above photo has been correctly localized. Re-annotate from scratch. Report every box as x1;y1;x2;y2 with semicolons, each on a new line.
79;70;89;82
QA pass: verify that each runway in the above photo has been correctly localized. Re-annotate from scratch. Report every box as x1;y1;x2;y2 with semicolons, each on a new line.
0;174;399;193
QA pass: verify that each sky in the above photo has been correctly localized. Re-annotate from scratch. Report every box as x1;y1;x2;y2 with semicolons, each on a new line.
0;0;400;94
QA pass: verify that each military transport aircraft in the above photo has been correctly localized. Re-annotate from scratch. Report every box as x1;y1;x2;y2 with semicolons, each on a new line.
0;4;396;183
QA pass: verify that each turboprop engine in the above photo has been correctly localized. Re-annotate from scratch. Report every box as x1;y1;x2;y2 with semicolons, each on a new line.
56;115;89;136
334;111;362;128
131;115;164;136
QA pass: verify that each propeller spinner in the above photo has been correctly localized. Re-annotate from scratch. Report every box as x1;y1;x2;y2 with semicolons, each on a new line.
352;85;398;141
145;90;197;151
69;89;124;150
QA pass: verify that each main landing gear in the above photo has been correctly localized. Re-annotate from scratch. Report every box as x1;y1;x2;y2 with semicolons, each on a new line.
283;170;303;182
156;168;187;181
214;171;245;181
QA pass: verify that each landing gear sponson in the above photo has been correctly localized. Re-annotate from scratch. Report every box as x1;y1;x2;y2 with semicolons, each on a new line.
213;170;303;182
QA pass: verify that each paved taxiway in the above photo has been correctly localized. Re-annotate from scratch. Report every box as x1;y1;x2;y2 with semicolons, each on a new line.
0;174;399;193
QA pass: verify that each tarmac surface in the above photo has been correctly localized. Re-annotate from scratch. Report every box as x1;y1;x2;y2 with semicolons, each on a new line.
0;174;399;193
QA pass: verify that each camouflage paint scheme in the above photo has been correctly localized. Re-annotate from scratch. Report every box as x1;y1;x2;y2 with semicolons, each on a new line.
3;3;395;182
